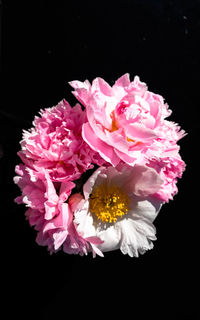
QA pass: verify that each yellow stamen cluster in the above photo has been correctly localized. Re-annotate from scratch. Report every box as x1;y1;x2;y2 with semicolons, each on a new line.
89;184;130;223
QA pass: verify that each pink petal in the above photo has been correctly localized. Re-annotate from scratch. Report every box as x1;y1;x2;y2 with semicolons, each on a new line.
68;193;84;212
92;77;113;96
114;148;137;166
86;105;112;140
105;129;129;153
44;201;58;220
43;203;70;233
130;165;163;196
114;73;130;87
59;181;75;202
86;236;104;245
69;80;91;107
90;243;104;258
86;236;104;257
82;122;120;166
44;170;59;203
15;196;23;204
53;230;69;250
125;123;157;141
69;79;91;90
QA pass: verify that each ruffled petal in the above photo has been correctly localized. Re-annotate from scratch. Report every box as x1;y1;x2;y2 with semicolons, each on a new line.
69;80;91;107
114;73;130;88
82;122;120;166
43;203;70;233
119;218;156;257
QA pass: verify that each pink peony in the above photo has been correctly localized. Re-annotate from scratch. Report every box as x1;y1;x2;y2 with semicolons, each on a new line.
18;99;105;183
69;74;186;201
14;164;103;256
71;165;163;257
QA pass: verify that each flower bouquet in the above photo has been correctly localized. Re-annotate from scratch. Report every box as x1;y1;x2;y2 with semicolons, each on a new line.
14;74;186;257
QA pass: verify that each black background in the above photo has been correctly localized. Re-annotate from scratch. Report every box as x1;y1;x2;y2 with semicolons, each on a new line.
0;0;199;318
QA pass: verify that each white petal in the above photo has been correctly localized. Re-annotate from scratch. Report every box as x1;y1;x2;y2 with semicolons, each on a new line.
74;202;97;238
129;196;162;222
95;224;121;253
119;219;140;257
83;167;106;200
119;218;156;257
132;217;156;241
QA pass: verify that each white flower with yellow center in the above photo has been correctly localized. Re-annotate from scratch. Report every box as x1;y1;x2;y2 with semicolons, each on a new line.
70;165;163;257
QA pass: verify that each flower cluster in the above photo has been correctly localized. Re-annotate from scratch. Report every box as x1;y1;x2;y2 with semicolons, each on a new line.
14;74;186;257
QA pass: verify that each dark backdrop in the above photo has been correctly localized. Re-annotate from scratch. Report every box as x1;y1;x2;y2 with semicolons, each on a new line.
0;1;199;318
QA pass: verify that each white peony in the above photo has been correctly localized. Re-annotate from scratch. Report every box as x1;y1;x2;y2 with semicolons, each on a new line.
69;165;163;257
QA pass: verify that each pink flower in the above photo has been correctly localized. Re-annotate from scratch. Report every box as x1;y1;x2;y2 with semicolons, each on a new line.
14;164;103;256
18;99;105;183
71;165;163;257
70;75;185;166
69;74;186;201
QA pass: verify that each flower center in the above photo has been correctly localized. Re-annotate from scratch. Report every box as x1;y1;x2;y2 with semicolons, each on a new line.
89;184;130;223
110;108;141;145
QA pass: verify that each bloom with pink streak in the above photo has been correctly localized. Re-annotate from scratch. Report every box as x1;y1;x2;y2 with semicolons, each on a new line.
18;99;105;183
69;74;186;201
71;165;163;257
14;164;103;256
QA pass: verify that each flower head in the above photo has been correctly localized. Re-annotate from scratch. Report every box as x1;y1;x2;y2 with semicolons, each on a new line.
69;74;186;201
14;164;103;256
71;165;163;257
18;100;105;183
70;75;186;166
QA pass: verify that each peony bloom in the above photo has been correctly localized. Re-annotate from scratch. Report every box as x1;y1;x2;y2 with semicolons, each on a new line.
69;74;186;201
14;164;103;256
69;165;163;257
18;99;105;183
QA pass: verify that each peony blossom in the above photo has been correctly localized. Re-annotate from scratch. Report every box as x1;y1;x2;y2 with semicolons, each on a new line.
18;99;105;183
14;164;103;256
69;74;186;201
69;165;163;257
